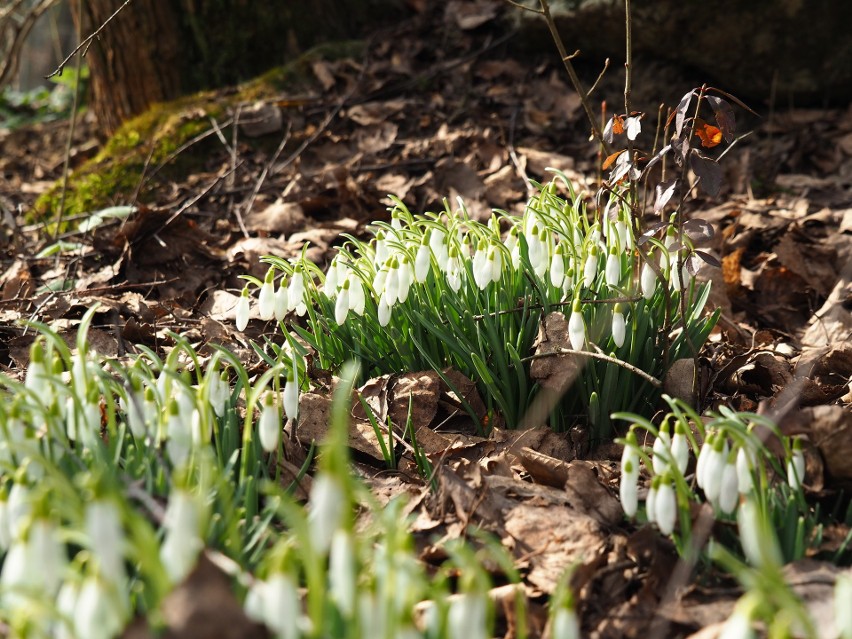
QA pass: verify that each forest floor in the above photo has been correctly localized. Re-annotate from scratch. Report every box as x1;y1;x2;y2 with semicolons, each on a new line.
2;2;852;638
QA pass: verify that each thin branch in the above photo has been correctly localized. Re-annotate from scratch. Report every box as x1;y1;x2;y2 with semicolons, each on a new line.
503;0;544;14
522;347;662;388
45;0;134;79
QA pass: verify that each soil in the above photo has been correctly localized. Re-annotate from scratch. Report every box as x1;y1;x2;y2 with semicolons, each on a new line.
2;2;852;638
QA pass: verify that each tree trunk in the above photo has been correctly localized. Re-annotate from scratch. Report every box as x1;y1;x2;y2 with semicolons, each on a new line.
72;0;407;135
72;0;182;135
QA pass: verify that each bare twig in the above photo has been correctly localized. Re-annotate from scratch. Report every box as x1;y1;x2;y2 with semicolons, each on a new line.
0;0;57;88
521;347;662;388
45;0;134;79
238;120;293;237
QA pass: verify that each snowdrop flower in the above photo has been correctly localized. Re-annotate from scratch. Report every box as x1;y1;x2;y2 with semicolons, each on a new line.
446;249;462;292
652;423;672;475
73;575;126;639
258;269;276;321
287;270;307;316
645;475;659;524
236;286;251;331
324;258;340;294
655;477;677;535
605;247;621;287
718;457;740;515
640;259;657;300
670;422;690;476
283;365;300;422
5;482;30;544
414;240;431;283
334;281;350;325
582;245;599;288
160;489;203;584
383;258;400;306
430;228;449;271
1;517;67;604
347;275;366;316
329;529;356;616
835;573;852;639
56;579;80;639
397;254;413;303
737;497;781;568
787;437;805;491
552;607;580;639
258;392;280;453
85;499;126;587
166;398;192;467
619;433;640;518
568;299;585;351
274;280;289;321
24;340;48;398
527;225;545;275
735;446;754;495
505;226;521;269
307;474;345;554
472;239;490;290
718;598;757;639
208;370;229;419
246;572;302;639
611;303;626;348
616;213;633;251
550;243;566;289
375;230;389;266
487;244;502;284
448;593;487;639
377;295;392;327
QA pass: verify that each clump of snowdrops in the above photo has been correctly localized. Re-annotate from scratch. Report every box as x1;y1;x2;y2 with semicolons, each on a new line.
249;175;718;437
0;312;582;638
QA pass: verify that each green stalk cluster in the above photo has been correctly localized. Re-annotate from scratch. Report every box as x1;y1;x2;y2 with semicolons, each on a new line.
257;176;718;437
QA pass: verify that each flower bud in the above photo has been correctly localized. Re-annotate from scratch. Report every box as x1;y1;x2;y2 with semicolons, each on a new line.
235;287;251;331
258;393;280;453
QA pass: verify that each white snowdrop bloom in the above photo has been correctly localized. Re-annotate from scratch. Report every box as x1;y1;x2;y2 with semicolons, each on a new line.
85;499;126;586
640;260;657;300
329;529;356;615
737;498;774;568
835;574;852;639
429;228;449;271
258;270;276;321
372;262;388;295
552;608;580;639
655;479;677;535
611;304;626;348
5;483;30;544
448;593;487;639
695;435;713;490
550;245;566;289
397;255;413;303
324;259;340;293
505;227;521;269
605;248;621;287
718;459;740;515
390;213;403;232
472;239;490;290
73;575;126;639
160;490;203;584
375;231;388;266
24;342;48;398
347;275;366;316
568;300;585;351
274;282;289;321
208;371;229;419
670;424;690;476
620;448;639;518
308;474;345;554
582;245;599;288
235;287;251;331
487;245;502;284
527;225;544;272
287;271;307;316
65;395;101;447
55;579;79;639
414;242;431;283
787;439;806;490
616;217;632;250
1;518;67;602
459;231;472;259
377;294;392;327
645;477;658;525
283;368;300;423
703;437;730;506
166;399;192;468
246;573;301;639
121;387;147;439
735;446;754;494
384;259;400;306
668;251;690;290
652;425;672;475
446;252;462;292
258;393;280;453
718;604;756;639
334;282;350;326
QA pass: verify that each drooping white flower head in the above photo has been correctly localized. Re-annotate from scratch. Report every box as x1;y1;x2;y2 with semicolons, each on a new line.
258;392;280;453
258;269;276;321
568;299;585;351
160;489;204;584
235;286;251;331
611;303;626;349
640;259;657;300
787;437;805;491
654;477;677;535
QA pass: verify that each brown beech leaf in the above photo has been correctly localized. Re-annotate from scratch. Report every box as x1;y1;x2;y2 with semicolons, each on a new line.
602;149;626;171
706;95;736;142
689;152;723;197
674;89;694;138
